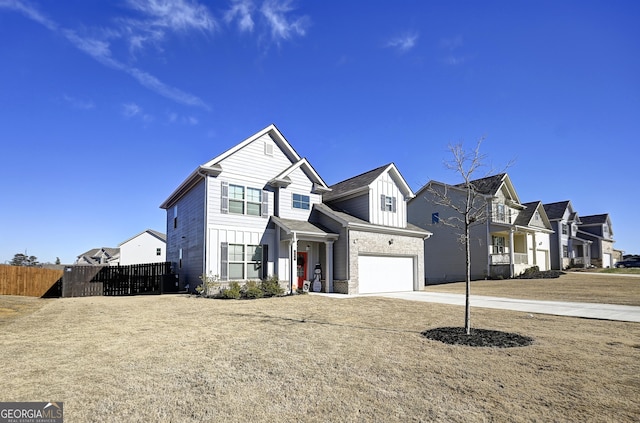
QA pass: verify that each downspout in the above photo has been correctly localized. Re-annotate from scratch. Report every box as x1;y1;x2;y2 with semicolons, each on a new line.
197;169;209;280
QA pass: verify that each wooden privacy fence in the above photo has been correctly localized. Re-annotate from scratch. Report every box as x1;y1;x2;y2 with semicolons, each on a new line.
61;262;174;297
0;265;64;297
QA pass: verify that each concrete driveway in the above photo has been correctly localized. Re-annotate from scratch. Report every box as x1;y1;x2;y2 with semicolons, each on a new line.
367;291;640;323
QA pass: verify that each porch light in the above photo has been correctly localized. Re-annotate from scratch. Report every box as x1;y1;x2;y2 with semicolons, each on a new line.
389;239;394;245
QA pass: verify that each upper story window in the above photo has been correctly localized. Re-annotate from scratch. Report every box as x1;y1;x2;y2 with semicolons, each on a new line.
562;223;568;235
381;195;397;212
292;193;310;210
156;248;162;256
534;211;540;221
495;204;506;222
223;182;266;217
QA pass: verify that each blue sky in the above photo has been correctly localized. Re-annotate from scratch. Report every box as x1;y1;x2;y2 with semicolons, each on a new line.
1;0;638;264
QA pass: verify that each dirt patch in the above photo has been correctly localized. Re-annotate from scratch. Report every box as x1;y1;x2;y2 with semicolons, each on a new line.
422;327;534;347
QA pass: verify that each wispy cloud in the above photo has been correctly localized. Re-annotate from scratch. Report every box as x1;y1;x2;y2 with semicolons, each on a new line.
225;0;255;32
122;102;153;122
167;111;198;125
63;94;95;110
121;0;216;52
439;35;467;66
2;0;211;110
260;0;309;43
386;32;419;53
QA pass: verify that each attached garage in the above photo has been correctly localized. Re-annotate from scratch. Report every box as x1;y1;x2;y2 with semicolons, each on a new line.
535;250;549;271
603;253;612;268
357;255;415;294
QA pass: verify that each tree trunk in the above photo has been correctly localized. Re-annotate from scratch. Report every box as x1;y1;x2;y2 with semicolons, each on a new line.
465;222;471;335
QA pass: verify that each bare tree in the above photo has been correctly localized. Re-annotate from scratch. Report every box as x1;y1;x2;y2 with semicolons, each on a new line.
428;138;509;334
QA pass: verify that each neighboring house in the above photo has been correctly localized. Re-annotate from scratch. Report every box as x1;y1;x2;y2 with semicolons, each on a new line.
160;124;430;294
577;214;615;268
408;173;554;283
75;247;120;266
542;201;592;270
118;229;167;265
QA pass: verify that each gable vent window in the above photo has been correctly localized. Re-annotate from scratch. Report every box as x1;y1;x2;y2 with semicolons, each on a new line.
156;248;162;256
381;195;397;212
264;142;274;156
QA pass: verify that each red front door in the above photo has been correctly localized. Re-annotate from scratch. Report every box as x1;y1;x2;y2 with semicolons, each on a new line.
296;252;307;289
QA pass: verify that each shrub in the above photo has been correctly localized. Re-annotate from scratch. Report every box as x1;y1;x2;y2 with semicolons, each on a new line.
260;276;285;297
196;273;221;298
219;281;241;299
242;280;264;299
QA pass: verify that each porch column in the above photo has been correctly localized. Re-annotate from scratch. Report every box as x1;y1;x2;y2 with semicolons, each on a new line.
509;229;515;278
324;240;334;293
289;232;297;294
532;233;537;266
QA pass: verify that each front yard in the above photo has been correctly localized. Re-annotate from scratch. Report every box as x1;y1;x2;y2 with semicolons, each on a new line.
0;289;638;422
425;271;640;306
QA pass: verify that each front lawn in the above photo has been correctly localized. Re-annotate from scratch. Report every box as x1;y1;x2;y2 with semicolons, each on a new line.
0;294;638;422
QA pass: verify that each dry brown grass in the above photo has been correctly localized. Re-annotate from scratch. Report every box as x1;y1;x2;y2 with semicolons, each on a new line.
0;293;638;422
426;272;640;306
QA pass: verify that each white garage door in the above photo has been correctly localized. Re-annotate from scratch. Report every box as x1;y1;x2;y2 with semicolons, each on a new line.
358;255;414;294
536;250;549;271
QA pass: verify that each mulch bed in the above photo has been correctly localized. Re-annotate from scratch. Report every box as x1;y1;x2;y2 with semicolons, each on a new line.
421;327;534;348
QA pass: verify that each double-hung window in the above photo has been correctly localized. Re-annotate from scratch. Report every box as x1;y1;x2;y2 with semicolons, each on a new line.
226;244;262;280
229;185;245;214
492;236;506;254
380;195;396;212
292;193;310;210
246;188;262;216
223;182;267;217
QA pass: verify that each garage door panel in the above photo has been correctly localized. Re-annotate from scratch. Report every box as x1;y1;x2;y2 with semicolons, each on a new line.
358;255;414;294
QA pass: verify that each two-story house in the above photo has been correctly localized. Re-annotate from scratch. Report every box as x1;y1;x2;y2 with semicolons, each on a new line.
118;229;167;265
407;173;553;283
543;201;592;270
160;125;430;294
577;214;615;268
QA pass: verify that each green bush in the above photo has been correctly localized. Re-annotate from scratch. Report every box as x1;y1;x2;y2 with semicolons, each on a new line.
219;281;241;299
260;276;285;297
242;280;264;299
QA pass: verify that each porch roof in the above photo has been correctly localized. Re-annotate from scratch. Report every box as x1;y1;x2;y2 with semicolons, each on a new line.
270;216;339;240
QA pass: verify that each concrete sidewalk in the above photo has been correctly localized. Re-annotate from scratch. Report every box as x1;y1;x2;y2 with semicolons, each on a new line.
368;291;640;323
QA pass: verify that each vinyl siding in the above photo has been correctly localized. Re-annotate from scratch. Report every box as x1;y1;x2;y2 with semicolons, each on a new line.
327;195;370;221
370;174;407;228
166;179;206;290
279;166;322;220
119;232;166;265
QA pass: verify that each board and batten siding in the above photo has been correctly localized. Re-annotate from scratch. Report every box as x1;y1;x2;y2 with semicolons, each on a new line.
370;174;407;228
166;179;206;289
206;227;276;280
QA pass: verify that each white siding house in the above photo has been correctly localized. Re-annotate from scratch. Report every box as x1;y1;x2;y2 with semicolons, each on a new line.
118;229;167;265
160;125;430;294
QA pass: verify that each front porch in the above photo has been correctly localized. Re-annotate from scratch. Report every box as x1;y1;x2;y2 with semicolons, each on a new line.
488;229;535;278
271;216;339;293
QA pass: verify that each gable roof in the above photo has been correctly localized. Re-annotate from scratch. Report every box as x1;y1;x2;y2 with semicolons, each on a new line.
579;214;609;225
543;201;570;220
323;163;414;202
76;247;120;265
515;201;553;231
160;124;330;209
118;229;166;246
460;173;507;195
